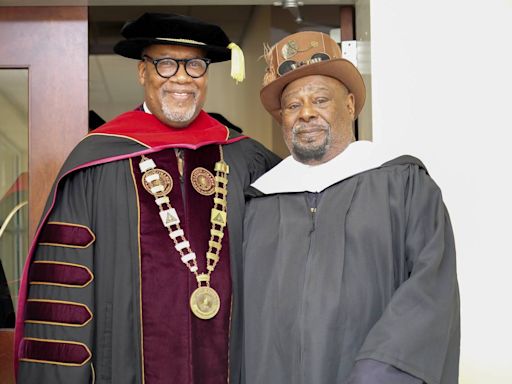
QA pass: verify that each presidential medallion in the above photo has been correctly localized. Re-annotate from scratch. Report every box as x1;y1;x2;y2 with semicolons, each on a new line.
191;167;215;196
142;168;173;197
190;286;220;320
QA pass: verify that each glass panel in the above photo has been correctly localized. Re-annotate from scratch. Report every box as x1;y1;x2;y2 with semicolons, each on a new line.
0;69;28;328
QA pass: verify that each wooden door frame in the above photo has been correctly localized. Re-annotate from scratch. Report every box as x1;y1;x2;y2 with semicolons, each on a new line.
0;6;89;240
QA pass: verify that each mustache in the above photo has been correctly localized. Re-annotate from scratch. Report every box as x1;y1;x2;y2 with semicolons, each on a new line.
292;122;330;134
166;88;196;93
161;88;198;100
162;87;197;94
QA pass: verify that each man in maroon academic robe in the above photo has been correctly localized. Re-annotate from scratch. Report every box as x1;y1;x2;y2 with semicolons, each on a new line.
15;13;279;384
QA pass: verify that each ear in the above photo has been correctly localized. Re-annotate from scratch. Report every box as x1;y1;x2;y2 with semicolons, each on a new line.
346;93;356;120
137;60;146;86
277;109;284;125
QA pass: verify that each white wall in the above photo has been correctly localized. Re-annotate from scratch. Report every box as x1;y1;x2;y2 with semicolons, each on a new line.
371;1;512;382
355;0;372;140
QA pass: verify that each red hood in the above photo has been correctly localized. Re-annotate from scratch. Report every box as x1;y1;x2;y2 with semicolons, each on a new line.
90;110;231;148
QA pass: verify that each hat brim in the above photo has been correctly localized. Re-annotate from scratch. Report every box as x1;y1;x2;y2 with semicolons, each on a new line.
260;58;366;123
114;38;231;63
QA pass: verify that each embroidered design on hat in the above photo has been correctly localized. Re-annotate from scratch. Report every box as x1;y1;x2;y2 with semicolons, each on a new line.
281;40;319;60
156;37;206;45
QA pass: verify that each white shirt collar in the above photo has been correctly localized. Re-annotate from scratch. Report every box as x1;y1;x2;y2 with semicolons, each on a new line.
143;102;151;114
251;140;401;194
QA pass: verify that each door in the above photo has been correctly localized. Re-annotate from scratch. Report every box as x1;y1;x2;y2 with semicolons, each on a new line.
0;7;88;383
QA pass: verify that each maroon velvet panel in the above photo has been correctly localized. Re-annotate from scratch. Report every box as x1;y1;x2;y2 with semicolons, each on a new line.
184;147;232;384
29;262;92;286
25;300;91;326
131;145;231;384
20;338;90;365
38;222;94;247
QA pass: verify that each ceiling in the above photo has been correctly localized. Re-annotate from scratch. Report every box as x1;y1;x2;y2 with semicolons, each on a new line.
0;0;354;6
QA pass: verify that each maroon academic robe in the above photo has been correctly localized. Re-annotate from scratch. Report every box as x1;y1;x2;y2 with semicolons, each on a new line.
15;110;280;384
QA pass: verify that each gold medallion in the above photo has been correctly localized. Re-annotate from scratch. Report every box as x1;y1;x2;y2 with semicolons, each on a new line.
190;286;220;320
140;150;228;322
142;168;173;197
190;167;215;196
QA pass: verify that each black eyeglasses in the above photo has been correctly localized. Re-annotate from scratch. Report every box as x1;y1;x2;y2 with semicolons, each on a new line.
143;55;211;79
278;53;331;76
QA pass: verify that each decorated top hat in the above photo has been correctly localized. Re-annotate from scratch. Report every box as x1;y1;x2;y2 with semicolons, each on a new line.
114;12;244;81
260;31;366;122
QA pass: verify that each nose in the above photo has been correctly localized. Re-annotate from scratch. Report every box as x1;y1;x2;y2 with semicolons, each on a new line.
298;101;317;122
170;62;192;84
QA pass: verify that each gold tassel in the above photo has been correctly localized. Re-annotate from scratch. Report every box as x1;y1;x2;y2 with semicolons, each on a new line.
228;42;245;83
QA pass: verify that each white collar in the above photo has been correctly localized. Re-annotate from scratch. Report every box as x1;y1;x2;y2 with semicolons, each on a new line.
251;141;401;194
143;102;151;114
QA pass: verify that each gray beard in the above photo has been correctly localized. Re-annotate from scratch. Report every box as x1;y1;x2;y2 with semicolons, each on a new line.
161;92;198;124
291;124;331;163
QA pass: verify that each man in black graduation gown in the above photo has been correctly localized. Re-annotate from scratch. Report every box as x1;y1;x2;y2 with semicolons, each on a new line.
243;31;459;384
15;13;279;384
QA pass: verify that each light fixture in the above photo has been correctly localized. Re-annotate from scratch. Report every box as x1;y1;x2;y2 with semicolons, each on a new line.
273;0;304;24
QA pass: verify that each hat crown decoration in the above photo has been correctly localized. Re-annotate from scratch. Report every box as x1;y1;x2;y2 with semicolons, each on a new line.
262;31;342;87
154;37;207;46
260;31;366;122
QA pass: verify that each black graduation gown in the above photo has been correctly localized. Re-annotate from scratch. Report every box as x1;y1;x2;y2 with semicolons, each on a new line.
243;156;460;384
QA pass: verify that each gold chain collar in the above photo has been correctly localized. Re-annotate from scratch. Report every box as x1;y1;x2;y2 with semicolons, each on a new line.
139;146;229;319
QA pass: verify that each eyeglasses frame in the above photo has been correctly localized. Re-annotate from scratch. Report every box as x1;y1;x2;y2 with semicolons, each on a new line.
142;55;211;79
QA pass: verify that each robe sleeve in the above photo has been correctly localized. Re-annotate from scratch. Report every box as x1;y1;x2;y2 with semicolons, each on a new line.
346;359;423;384
17;169;95;383
353;165;460;384
243;138;281;183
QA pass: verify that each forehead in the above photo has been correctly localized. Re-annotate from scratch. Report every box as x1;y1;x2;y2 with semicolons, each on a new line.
281;75;347;99
143;44;206;58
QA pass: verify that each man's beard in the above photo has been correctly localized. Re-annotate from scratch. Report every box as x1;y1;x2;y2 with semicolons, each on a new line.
291;122;331;163
160;91;199;124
